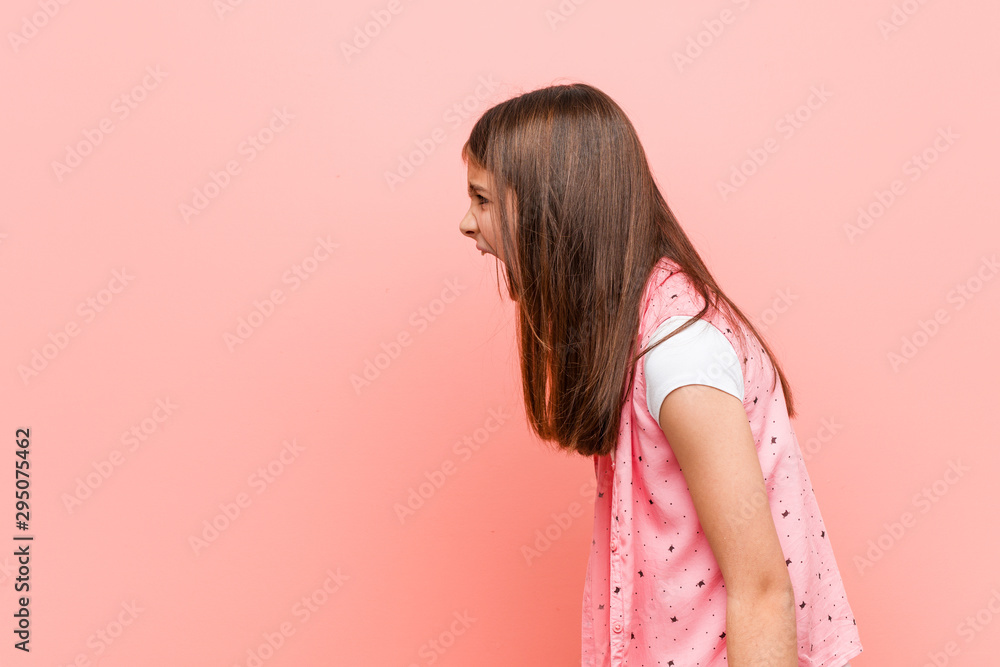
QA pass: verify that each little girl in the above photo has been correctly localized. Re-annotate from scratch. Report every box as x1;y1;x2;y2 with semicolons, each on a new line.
458;82;862;666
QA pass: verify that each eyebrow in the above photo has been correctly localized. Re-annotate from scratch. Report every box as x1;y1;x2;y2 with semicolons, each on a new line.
468;182;491;195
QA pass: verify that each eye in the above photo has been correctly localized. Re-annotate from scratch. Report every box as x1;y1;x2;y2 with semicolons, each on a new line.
476;194;489;207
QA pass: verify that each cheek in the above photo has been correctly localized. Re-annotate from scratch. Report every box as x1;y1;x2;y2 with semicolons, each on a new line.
483;211;498;234
483;217;498;243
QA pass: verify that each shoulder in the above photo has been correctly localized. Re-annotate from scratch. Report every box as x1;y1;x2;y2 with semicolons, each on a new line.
643;315;745;427
638;260;706;344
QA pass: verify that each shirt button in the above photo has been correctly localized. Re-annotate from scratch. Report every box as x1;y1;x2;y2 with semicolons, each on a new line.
612;621;623;633
610;539;618;552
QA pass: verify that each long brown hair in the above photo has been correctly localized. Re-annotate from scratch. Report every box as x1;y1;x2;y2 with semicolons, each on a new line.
461;82;796;458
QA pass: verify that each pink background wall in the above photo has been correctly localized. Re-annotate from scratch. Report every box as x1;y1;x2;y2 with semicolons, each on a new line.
2;0;998;665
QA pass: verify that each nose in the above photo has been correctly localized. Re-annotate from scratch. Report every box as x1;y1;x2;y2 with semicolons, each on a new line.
459;208;477;238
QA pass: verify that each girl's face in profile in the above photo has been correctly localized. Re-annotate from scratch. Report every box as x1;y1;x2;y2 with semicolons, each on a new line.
460;162;505;263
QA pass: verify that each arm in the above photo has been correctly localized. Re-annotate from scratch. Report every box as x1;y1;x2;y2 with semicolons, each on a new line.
658;383;797;667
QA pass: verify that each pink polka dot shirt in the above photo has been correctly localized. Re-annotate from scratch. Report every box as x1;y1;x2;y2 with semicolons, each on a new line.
580;257;863;666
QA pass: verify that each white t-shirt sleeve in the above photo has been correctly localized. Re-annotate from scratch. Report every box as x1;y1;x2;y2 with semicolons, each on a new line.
644;315;745;429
